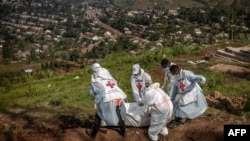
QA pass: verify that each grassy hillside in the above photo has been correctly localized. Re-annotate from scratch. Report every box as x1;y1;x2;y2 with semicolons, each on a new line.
0;43;250;119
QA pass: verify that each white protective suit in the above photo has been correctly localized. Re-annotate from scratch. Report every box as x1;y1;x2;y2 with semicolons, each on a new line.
162;62;175;93
169;69;207;119
144;83;173;141
131;64;152;103
90;63;127;126
101;102;151;127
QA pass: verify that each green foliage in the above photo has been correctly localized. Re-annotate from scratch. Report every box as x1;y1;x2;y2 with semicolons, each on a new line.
244;95;250;114
0;69;58;94
199;69;250;98
171;45;188;57
207;73;224;90
25;83;39;97
84;36;140;59
1;44;250;117
54;51;70;61
0;69;93;115
32;70;57;80
2;41;13;64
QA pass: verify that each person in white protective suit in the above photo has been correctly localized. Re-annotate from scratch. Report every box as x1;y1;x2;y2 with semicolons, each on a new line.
167;65;207;128
86;63;127;137
143;78;173;141
131;64;152;106
101;102;152;127
160;58;175;93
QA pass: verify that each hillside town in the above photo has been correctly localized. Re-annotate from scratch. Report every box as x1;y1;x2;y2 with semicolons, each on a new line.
0;0;249;68
0;1;250;141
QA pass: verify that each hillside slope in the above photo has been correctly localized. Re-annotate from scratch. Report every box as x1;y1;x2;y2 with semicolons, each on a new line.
113;0;205;10
0;44;249;141
113;0;250;10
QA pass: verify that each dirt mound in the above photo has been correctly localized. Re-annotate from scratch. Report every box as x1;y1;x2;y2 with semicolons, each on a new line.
206;91;248;112
1;45;250;141
209;64;250;79
1;98;249;141
1;113;248;141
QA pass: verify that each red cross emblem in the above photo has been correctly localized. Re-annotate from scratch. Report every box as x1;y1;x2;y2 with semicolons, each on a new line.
106;81;115;88
179;81;186;91
136;82;142;90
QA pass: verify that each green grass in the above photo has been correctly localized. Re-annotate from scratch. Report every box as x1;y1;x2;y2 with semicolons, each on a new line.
0;69;94;117
0;43;249;118
201;71;250;97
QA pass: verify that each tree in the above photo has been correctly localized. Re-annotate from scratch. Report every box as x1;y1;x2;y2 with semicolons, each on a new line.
29;48;37;62
54;51;69;61
2;42;13;64
70;49;81;62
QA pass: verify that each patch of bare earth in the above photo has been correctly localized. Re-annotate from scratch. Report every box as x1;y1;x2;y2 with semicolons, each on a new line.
1;45;249;141
209;64;250;79
0;102;249;141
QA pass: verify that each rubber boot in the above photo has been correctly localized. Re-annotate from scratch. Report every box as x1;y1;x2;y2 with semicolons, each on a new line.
185;118;192;123
119;120;125;137
86;113;101;137
116;106;126;137
175;117;182;123
168;117;182;128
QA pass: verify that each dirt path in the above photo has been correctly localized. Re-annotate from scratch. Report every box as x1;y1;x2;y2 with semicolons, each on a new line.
86;9;122;38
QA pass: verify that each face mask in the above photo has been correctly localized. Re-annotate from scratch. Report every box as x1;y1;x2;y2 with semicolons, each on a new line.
174;72;180;76
136;75;142;80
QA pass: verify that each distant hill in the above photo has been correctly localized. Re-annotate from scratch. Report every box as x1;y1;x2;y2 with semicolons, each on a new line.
112;0;250;10
210;0;250;6
112;0;205;10
2;0;249;10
